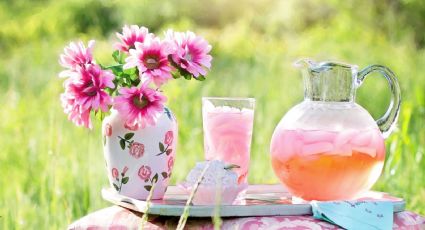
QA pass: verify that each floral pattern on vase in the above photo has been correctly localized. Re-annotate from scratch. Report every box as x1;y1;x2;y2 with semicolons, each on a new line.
167;156;174;173
138;165;160;192
111;166;129;192
103;108;178;200
138;165;152;181
160;156;175;180
129;142;145;158
103;123;113;145
104;123;112;136
156;130;174;156
117;132;145;159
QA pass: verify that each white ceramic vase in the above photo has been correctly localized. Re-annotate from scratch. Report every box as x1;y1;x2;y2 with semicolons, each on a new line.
102;108;178;200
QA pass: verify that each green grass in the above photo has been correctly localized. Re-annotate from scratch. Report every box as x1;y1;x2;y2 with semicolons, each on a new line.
1;0;424;229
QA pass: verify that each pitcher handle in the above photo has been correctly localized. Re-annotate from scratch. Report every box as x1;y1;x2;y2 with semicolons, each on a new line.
357;65;401;138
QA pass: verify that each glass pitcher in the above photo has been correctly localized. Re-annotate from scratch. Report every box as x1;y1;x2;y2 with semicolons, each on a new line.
270;59;401;201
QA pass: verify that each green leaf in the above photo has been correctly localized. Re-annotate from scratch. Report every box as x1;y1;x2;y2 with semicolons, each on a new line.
112;50;120;63
105;64;122;71
132;78;141;86
196;75;206;81
166;149;172;155
171;71;181;79
168;55;179;68
119;139;126;150
159;142;165;152
109;65;124;76
94;110;106;121
122;77;130;85
121;73;130;79
112;50;125;64
122;177;129;184
124;67;137;75
178;68;192;80
182;73;192;80
152;173;159;183
224;164;241;170
124;133;134;140
144;185;152;191
113;183;119;191
161;172;168;178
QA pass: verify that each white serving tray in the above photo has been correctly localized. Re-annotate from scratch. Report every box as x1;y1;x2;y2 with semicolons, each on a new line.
101;184;405;217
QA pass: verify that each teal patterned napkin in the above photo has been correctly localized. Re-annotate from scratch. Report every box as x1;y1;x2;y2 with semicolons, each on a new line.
311;200;393;230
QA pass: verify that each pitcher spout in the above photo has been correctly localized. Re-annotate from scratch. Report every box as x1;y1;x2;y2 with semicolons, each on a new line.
293;58;317;69
294;58;357;102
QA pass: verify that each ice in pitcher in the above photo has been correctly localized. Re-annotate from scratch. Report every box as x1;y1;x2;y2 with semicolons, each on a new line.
203;105;254;183
270;128;385;200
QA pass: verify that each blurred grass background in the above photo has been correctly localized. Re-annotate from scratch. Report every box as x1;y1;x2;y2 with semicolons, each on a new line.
0;0;424;228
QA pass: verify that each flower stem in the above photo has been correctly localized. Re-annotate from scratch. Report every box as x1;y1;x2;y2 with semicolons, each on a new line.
213;170;223;229
103;64;123;70
140;179;157;230
156;144;169;156
118;136;132;144
118;177;123;192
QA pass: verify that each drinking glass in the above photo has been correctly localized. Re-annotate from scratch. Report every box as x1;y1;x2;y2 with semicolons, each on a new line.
202;97;255;184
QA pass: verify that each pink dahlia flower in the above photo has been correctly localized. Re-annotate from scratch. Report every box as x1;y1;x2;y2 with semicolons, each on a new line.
124;37;172;87
115;25;152;53
64;64;115;112
113;83;167;130
60;93;92;129
61;64;115;129
59;40;95;77
165;30;212;77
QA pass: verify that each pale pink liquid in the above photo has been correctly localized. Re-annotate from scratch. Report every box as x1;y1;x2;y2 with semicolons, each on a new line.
270;128;385;200
203;106;254;183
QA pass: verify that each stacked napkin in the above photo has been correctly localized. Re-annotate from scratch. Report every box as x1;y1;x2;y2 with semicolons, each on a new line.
311;200;393;230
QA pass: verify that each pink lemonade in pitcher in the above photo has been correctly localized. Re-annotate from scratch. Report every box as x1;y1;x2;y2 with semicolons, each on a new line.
271;128;385;200
270;59;401;200
202;98;255;184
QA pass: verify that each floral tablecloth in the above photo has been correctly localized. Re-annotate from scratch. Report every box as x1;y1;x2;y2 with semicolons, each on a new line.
68;205;425;229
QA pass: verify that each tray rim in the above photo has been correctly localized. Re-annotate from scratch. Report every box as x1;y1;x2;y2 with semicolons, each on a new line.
101;184;406;217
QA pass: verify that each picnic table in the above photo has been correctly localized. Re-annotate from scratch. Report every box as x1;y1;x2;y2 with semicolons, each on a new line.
68;185;425;229
68;206;424;229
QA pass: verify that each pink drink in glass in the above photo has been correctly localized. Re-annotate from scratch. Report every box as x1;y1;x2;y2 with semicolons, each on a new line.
203;98;255;184
270;128;385;200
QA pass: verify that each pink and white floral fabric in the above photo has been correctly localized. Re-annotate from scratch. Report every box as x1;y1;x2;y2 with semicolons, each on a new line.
68;206;425;230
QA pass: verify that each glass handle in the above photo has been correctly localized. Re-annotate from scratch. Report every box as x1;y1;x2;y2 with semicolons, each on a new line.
357;65;401;138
